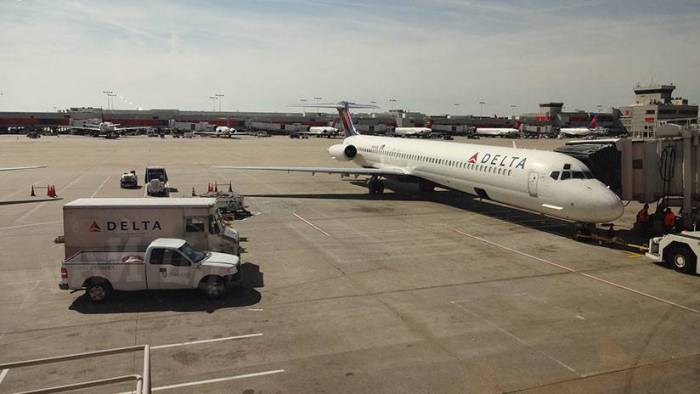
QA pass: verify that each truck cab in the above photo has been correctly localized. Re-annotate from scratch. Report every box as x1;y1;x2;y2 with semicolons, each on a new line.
145;166;170;197
60;238;240;302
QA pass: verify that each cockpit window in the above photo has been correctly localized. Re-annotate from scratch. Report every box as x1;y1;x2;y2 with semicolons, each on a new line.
561;171;571;180
550;171;560;180
572;171;585;179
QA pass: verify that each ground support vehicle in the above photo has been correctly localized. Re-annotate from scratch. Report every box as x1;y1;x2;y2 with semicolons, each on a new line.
60;238;241;302
646;231;700;274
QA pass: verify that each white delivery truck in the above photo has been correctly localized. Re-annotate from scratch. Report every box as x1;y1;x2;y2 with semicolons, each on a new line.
60;238;240;302
63;198;240;258
646;231;700;274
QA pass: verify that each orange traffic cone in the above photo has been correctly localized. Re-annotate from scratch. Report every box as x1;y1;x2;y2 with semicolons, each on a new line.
192;186;196;197
30;185;36;197
228;183;233;192
50;185;57;197
47;184;52;197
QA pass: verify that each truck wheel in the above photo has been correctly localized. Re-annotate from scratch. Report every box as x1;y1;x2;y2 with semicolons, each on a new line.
668;247;696;274
200;276;225;299
86;280;111;303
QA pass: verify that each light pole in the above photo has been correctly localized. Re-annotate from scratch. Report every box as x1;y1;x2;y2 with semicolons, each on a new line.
453;103;460;115
478;101;486;117
215;93;224;112
209;96;217;112
103;90;113;109
510;104;518;117
389;98;397;110
596;104;603;113
313;97;322;113
108;93;117;110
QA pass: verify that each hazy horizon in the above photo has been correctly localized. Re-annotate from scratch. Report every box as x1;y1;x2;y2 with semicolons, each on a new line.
1;0;698;115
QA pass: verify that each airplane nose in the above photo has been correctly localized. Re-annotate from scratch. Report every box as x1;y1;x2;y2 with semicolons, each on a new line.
593;188;624;223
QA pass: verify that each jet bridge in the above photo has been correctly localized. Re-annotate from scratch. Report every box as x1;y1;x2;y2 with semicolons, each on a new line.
555;124;700;226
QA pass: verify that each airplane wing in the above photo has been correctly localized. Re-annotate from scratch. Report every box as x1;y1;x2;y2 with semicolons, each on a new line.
212;166;409;176
115;126;149;131
68;125;101;131
0;165;46;172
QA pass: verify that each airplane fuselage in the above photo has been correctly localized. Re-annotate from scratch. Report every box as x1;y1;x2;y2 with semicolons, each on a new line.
476;128;520;138
337;135;623;223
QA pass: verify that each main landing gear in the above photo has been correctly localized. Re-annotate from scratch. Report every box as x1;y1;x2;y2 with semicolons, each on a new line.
368;176;385;195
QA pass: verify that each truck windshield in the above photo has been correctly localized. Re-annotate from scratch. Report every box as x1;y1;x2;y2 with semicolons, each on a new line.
179;243;206;263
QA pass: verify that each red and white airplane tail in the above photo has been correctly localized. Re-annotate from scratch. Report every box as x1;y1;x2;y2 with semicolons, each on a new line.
589;116;598;129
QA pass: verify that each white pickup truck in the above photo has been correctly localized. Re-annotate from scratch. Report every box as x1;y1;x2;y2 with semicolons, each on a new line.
59;238;241;302
646;231;700;274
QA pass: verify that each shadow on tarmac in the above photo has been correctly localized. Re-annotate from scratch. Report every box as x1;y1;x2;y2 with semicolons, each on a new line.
246;179;648;250
69;263;264;314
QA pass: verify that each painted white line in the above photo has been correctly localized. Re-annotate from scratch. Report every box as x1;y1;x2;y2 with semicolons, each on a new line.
151;333;262;350
293;212;330;236
247;308;264;312
118;369;285;394
450;301;577;374
153;369;285;392
90;175;110;198
0;369;8;385
14;174;84;223
452;228;700;314
0;220;62;231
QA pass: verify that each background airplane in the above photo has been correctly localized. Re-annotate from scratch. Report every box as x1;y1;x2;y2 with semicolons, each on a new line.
69;121;146;138
215;101;623;225
559;117;608;138
303;121;339;138
476;120;521;138
393;120;432;138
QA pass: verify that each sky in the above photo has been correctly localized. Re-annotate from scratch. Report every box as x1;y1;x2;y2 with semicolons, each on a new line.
0;0;698;115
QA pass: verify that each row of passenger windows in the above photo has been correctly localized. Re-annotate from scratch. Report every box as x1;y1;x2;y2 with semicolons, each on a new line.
357;146;514;176
549;170;594;180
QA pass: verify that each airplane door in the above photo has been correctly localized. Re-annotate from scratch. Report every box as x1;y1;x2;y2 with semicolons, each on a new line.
528;172;539;197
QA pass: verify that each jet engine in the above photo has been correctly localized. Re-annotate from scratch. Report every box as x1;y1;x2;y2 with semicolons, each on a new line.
328;144;357;161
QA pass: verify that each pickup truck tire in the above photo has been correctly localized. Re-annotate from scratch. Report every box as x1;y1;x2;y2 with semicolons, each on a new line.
86;279;112;303
667;246;696;274
200;276;225;299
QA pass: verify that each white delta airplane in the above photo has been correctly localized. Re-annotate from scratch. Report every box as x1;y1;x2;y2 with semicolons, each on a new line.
476;120;521;138
393;119;432;138
304;122;340;138
559;117;607;138
215;102;623;224
70;121;146;138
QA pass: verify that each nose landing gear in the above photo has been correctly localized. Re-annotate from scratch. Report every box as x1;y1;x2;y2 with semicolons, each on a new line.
368;176;385;195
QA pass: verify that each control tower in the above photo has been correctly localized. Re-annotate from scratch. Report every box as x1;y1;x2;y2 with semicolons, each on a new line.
620;83;698;138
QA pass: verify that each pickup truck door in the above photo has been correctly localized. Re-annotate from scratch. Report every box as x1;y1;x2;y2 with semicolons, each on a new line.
146;248;195;289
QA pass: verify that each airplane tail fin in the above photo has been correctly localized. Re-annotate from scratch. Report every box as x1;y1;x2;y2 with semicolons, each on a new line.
426;119;433;129
292;101;378;138
589;116;598;129
514;119;521;130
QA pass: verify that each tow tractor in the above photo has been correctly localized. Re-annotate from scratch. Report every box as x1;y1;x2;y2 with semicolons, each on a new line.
646;231;700;274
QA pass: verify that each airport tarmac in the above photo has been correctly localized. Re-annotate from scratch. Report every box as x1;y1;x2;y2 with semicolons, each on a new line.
1;134;699;393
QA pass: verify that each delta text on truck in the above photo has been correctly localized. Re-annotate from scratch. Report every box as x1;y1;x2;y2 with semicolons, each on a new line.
62;198;240;258
60;238;241;302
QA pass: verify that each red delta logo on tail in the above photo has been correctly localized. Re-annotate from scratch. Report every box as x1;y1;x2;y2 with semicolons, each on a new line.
89;221;101;232
467;153;478;163
589;116;598;129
